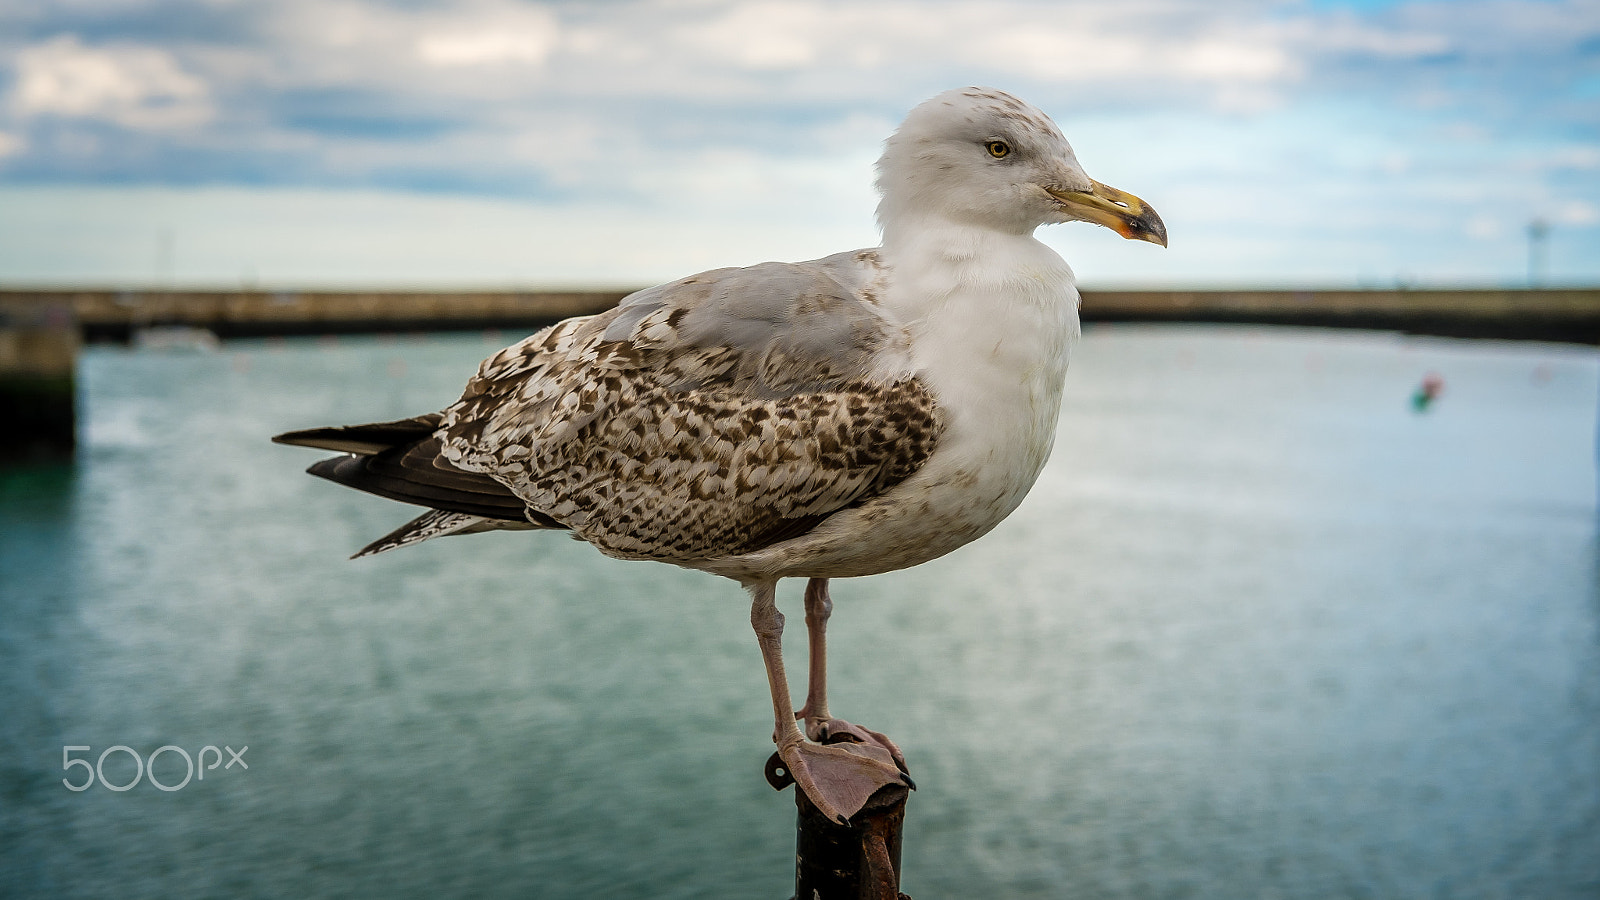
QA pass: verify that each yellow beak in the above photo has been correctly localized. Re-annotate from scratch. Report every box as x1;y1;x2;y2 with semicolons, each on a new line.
1046;179;1168;247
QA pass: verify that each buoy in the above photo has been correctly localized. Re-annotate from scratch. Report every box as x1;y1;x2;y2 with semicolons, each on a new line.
1412;372;1444;412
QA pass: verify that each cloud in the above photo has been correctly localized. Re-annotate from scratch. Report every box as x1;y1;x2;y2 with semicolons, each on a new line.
2;0;1589;165
675;2;834;70
0;0;1596;285
417;26;558;68
10;33;212;129
1549;146;1600;170
1554;200;1599;226
1464;214;1502;239
1294;14;1450;58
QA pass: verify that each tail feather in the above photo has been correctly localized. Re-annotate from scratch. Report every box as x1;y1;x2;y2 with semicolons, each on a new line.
307;452;530;520
276;412;567;556
273;414;443;455
354;509;534;558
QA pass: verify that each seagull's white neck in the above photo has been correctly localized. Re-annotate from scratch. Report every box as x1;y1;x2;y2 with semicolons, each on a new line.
879;209;1024;256
877;212;1077;325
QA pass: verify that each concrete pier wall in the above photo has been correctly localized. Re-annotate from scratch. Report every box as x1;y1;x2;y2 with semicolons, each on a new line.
3;286;1594;345
1076;287;1600;343
0;298;78;462
8;288;632;342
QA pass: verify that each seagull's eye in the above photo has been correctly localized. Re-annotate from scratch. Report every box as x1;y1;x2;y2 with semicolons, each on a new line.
985;141;1011;159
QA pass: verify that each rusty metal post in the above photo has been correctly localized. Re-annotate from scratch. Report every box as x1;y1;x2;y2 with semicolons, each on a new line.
765;748;913;900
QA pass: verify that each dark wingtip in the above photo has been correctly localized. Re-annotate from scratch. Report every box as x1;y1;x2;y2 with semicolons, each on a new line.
306;455;353;480
273;427;369;452
272;414;444;454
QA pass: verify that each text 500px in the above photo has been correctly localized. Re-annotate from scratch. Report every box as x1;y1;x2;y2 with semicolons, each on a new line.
62;745;248;792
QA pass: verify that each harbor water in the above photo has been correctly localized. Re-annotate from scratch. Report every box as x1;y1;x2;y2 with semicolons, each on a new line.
2;324;1597;898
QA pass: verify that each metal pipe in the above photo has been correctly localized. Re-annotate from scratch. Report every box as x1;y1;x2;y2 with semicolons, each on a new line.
766;749;913;900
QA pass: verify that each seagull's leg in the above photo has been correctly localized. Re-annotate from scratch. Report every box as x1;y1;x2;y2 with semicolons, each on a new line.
750;580;907;825
794;577;908;773
795;576;834;724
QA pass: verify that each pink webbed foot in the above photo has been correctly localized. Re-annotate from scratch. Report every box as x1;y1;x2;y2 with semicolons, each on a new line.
798;714;910;776
773;736;911;825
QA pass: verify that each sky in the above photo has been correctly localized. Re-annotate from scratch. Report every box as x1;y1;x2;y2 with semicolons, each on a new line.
0;0;1596;289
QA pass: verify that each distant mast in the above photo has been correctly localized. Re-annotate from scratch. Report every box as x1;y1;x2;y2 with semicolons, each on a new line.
1527;218;1549;287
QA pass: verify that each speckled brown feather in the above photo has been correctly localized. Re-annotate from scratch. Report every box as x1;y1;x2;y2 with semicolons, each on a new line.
437;251;943;562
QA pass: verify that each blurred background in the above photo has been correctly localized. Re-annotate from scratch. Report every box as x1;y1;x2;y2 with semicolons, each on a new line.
2;1;1599;899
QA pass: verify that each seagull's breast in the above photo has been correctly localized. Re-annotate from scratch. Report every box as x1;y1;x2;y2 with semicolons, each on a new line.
716;231;1080;581
882;256;1079;548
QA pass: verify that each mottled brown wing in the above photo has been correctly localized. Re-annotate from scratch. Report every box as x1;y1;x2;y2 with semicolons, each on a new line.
437;251;943;561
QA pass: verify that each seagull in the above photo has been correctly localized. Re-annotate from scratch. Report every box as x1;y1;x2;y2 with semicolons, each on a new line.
274;87;1165;825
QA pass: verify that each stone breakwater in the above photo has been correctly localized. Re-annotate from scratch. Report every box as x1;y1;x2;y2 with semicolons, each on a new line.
2;286;1595;344
0;297;77;462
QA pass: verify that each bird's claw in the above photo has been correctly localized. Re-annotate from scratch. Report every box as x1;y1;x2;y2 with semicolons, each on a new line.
774;738;911;825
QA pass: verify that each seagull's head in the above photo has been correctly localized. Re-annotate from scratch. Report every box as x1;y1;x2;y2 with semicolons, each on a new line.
876;87;1166;246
